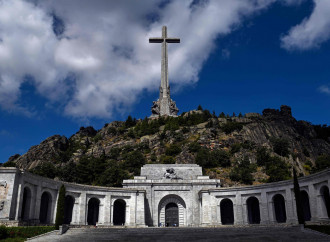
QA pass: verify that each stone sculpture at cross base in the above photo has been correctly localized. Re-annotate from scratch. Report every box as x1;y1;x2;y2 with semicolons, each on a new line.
149;26;179;117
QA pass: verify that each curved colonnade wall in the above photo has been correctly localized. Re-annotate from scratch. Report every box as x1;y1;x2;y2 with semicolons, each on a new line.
0;166;329;227
200;169;330;225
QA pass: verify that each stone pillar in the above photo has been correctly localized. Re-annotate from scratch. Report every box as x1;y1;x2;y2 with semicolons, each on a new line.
33;185;42;223
260;192;269;224
268;199;275;224
103;194;111;225
78;192;87;225
308;184;317;222
285;187;296;224
51;189;59;224
135;192;145;226
200;192;211;226
14;183;23;221
235;193;243;225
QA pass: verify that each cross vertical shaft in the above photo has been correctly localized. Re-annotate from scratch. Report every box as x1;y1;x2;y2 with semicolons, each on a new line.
149;26;180;117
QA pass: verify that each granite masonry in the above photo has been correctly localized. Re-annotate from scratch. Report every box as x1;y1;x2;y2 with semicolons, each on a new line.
0;164;329;227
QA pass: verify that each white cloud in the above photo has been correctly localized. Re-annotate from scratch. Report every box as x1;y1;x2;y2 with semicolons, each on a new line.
0;0;300;119
318;85;330;95
281;0;330;50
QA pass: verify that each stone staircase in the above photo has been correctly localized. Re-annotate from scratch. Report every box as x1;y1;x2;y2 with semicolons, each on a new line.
28;226;330;242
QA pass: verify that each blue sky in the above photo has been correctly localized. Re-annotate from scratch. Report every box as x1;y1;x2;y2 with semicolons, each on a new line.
0;0;330;163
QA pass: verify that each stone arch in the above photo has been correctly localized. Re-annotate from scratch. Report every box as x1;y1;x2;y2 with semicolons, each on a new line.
158;194;186;227
273;194;286;223
320;186;330;218
113;199;126;225
301;190;311;221
87;197;100;225
21;186;32;221
247;196;260;224
39;191;52;224
64;195;75;224
220;198;234;225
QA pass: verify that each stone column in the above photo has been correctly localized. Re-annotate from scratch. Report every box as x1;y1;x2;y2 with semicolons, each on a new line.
14;183;23;221
103;194;111;225
235;193;243;225
285;187;296;224
33;185;42;223
308;184;317;222
260;192;269;224
78;192;87;225
135;191;146;226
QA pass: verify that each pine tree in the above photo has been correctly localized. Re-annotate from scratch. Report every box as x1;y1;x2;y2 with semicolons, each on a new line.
293;168;305;224
55;184;66;229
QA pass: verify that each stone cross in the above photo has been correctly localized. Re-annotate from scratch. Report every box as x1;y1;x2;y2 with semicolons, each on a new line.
149;26;180;117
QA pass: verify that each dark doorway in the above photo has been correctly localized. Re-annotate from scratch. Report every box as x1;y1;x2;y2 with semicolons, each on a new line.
273;194;287;223
220;199;234;225
39;192;52;224
165;203;178;227
21;187;32;221
87;198;100;225
320;186;330;218
113;199;126;225
64;195;75;224
301;191;311;221
247;197;260;224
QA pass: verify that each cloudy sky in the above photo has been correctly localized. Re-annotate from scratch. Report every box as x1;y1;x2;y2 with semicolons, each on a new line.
0;0;330;162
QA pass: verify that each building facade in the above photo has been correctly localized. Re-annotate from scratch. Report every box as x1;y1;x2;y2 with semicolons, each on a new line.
0;164;329;227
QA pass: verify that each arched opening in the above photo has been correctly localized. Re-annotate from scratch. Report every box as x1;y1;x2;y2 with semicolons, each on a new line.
158;194;186;227
247;197;260;224
165;203;178;227
21;187;32;221
301;191;311;221
273;194;287;223
64;195;75;224
39;192;52;224
87;198;100;225
113;199;126;226
220;199;234;225
320;186;330;218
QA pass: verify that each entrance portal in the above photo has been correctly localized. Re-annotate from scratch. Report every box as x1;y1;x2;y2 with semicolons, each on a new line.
273;194;286;223
87;198;100;225
220;199;234;225
39;192;52;224
165;203;178;227
113;199;126;225
64;195;75;224
247;196;260;224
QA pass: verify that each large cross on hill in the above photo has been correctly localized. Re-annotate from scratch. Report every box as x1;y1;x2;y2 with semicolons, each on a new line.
149;26;180;117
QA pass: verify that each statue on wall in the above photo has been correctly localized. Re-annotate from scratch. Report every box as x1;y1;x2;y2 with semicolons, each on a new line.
163;168;182;180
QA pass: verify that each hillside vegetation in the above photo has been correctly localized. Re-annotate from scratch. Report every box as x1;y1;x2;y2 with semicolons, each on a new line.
3;105;330;187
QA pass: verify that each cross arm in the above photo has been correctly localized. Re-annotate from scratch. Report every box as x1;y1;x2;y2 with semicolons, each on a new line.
149;38;164;43
166;38;180;43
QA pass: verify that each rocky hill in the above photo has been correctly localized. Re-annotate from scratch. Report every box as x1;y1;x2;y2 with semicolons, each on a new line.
3;105;330;187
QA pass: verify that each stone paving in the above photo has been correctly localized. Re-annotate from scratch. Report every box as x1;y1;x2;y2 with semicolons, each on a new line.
28;226;330;242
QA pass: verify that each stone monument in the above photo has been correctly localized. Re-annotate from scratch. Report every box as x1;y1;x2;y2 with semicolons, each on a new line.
149;26;179;117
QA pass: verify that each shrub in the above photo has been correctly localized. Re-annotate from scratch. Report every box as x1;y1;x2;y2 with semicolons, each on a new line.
0;225;8;239
30;162;57;179
270;137;290;157
2;161;16;167
222;121;243;134
265;156;291;182
314;154;330;172
165;144;182;156
229;157;256;185
256;147;271;166
160;155;176;164
55;184;65;229
195;148;231;168
188;142;201;153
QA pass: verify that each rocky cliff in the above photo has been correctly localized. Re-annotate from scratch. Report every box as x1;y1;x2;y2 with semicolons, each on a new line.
4;105;330;187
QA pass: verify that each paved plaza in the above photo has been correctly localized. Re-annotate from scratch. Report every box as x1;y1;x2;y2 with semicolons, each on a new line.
29;226;330;242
